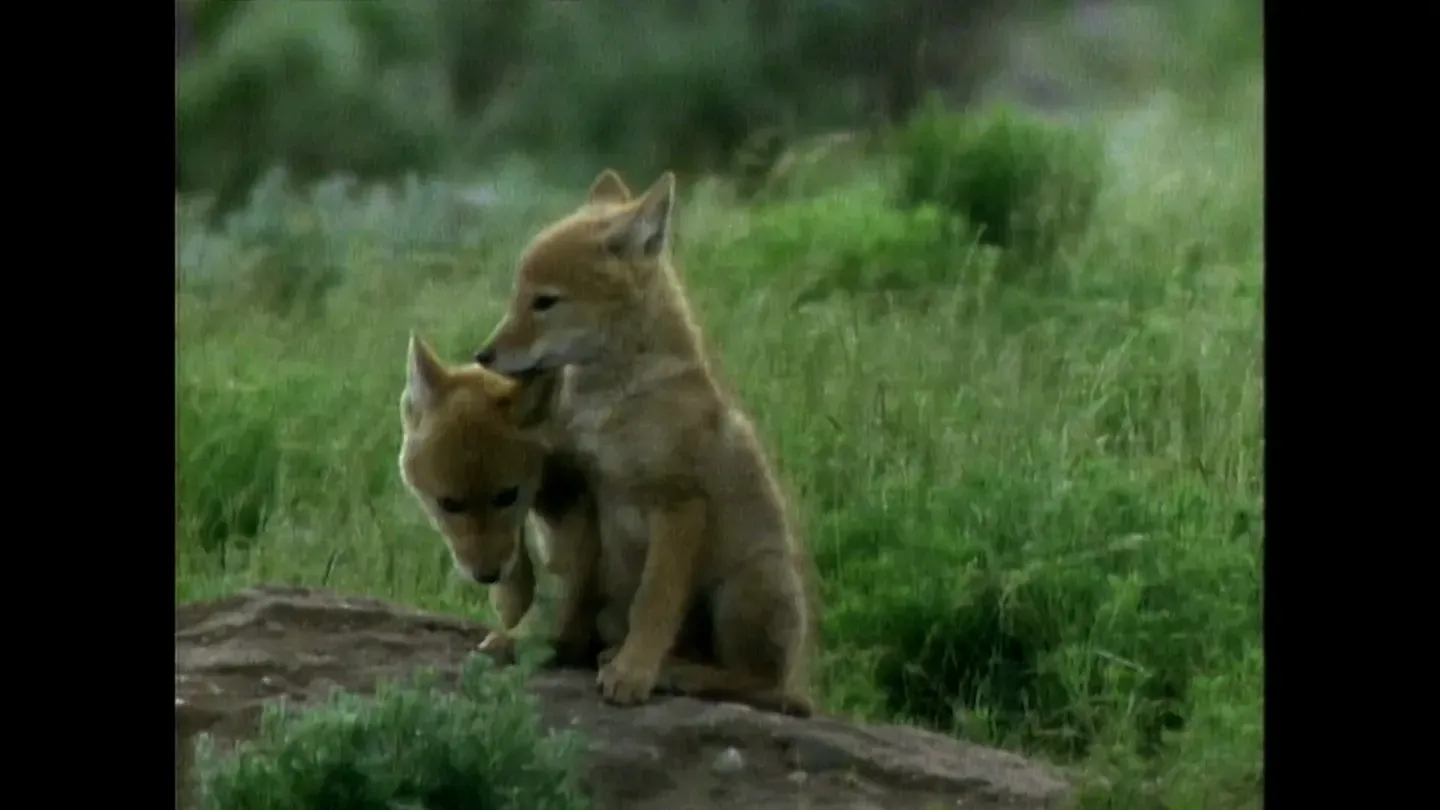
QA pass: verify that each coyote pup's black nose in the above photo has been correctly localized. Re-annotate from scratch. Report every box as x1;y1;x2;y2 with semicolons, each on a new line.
474;347;496;367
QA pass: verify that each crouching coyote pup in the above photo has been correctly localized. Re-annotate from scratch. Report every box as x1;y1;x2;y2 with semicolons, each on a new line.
399;332;603;668
475;169;816;717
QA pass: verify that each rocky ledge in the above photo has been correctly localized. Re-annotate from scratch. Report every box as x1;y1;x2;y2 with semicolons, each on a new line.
175;586;1069;810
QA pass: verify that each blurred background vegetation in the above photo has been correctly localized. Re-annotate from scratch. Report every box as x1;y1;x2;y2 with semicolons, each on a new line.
175;0;1260;216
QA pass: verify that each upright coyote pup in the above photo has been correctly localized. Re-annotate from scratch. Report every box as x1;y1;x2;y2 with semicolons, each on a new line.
475;169;814;716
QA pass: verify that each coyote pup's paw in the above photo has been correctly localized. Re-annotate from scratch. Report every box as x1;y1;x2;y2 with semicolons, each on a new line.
597;648;659;706
596;645;622;667
477;630;516;663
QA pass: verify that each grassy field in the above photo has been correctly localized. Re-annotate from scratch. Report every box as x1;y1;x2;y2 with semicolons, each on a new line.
177;85;1262;809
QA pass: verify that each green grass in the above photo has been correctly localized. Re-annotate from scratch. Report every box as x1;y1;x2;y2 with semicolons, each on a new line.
177;88;1262;810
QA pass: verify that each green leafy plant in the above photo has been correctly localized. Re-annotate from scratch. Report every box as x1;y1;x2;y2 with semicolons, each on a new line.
726;184;987;307
899;98;1103;271
193;653;589;810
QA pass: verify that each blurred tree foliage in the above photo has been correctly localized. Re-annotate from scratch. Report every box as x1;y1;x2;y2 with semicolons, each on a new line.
176;0;1257;215
176;0;1030;216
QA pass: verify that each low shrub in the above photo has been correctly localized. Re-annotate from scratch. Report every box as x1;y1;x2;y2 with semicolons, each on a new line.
193;653;590;810
723;183;989;308
898;98;1103;271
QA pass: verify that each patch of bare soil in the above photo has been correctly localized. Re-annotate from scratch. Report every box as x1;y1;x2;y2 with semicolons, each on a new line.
175;586;1069;810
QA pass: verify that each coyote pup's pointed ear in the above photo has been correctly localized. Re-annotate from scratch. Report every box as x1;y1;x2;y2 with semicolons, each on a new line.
501;371;560;431
588;169;632;204
404;331;448;413
603;172;675;261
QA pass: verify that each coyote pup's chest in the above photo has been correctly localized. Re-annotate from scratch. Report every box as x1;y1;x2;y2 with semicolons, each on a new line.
556;362;705;486
558;393;648;479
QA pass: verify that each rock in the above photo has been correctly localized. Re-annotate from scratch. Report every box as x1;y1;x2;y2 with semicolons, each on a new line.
175;586;1069;810
713;746;746;774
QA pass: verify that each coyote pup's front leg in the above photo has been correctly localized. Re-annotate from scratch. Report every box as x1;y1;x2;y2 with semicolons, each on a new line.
597;497;706;705
476;538;538;662
543;497;605;670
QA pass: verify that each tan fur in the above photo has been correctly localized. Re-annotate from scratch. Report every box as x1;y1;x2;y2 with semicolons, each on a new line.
398;333;603;667
476;169;816;717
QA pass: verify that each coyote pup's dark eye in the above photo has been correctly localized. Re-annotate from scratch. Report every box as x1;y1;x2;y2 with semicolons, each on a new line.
532;295;559;312
491;487;520;509
437;497;465;514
